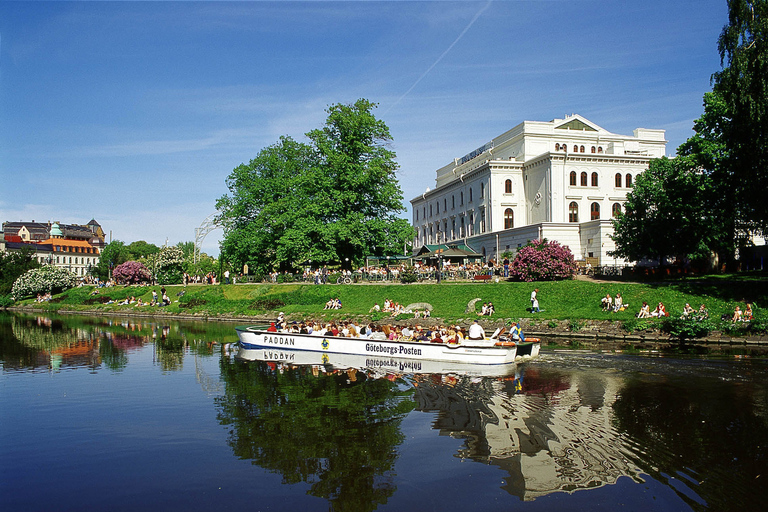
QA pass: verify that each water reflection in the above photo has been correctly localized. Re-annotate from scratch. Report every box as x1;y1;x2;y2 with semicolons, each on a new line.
2;312;767;512
0;312;237;373
218;349;416;512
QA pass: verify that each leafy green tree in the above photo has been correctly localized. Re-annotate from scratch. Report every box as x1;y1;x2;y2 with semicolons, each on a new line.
217;99;414;274
713;0;768;234
611;157;717;264
126;240;160;261
93;240;130;281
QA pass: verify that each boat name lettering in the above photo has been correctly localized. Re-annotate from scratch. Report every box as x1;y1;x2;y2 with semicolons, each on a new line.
263;335;296;346
262;350;295;361
365;343;422;357
365;358;422;372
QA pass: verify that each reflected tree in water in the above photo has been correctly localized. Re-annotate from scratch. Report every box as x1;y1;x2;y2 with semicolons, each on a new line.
216;359;415;512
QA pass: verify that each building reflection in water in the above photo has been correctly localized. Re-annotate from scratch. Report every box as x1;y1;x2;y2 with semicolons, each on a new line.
414;366;641;501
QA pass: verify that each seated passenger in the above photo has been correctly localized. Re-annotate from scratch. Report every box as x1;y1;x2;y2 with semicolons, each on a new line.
467;320;485;340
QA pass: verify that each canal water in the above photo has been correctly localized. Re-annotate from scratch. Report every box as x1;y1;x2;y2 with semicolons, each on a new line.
1;311;766;512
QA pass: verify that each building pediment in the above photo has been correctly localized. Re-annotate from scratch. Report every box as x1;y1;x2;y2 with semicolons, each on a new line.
553;115;601;132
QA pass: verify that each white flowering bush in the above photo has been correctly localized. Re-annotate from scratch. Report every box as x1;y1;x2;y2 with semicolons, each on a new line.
155;246;185;284
12;266;78;299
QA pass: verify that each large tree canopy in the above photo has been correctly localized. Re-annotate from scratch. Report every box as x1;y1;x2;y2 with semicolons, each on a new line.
714;0;768;233
216;99;413;273
612;1;767;267
610;157;718;263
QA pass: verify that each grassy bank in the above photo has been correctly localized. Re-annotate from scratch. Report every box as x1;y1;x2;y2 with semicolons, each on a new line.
12;275;767;334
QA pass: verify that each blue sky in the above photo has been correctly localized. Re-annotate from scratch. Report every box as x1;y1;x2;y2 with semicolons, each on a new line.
0;1;727;256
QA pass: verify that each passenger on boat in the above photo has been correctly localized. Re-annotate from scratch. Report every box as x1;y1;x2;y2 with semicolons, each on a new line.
510;322;525;342
468;320;485;340
267;322;278;332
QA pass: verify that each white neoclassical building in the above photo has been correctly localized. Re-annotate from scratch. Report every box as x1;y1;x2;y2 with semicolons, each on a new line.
410;114;667;265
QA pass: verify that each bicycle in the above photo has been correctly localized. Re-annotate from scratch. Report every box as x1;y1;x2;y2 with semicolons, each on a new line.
336;276;352;284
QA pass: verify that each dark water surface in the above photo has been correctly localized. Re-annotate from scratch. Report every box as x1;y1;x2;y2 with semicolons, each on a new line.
1;312;766;512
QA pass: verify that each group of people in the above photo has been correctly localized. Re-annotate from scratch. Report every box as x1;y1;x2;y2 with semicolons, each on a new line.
731;303;754;322
635;301;669;318
477;302;495;316
601;293;628;312
35;293;52;302
323;298;343;310
266;317;513;345
369;299;430;318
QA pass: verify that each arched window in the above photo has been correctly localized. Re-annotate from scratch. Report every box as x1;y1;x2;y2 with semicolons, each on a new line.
591;146;596;153
505;179;512;193
416;209;419;221
570;171;577;186
460;191;464;205
480;183;484;199
580;145;585;153
569;202;579;223
591;202;600;220
469;214;474;235
429;204;432;217
422;207;425;219
452;195;455;209
460;217;465;237
436;201;439;214
580;172;588;187
504;208;514;229
612;203;622;218
591;172;598;187
626;173;633;188
615;173;622;188
469;188;473;202
444;198;447;211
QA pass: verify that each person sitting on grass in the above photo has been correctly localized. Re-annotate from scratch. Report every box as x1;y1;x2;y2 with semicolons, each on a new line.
601;294;613;311
637;301;651;318
744;303;754;322
732;305;743;322
697;304;709;321
651;302;667;317
681;303;694;319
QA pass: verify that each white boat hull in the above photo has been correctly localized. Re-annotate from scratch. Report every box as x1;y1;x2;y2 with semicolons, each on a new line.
235;326;517;365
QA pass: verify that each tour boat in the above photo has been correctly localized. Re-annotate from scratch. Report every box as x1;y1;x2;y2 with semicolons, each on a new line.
235;326;518;365
236;346;518;377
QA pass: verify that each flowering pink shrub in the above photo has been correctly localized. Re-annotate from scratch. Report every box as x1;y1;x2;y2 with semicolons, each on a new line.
113;261;152;284
508;239;577;282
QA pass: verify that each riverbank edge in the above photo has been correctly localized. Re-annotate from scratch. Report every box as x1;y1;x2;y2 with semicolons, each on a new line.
7;304;768;355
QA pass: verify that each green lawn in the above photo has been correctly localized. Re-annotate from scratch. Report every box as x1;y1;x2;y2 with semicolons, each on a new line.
27;275;768;329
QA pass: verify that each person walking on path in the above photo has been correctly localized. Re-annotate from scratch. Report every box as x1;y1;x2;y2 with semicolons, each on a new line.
530;288;540;313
